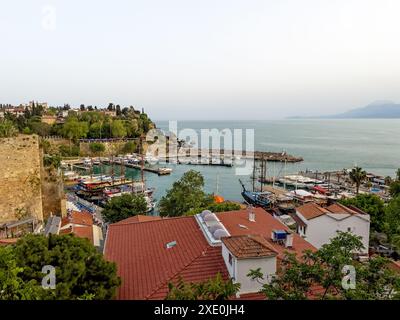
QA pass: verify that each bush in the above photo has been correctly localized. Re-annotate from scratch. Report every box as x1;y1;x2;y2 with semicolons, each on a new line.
59;144;80;157
89;142;105;155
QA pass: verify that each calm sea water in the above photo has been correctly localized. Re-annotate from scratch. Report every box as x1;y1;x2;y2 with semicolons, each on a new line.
97;120;400;203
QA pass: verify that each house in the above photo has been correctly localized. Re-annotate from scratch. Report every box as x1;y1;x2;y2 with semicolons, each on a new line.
294;202;370;254
59;211;104;248
104;208;316;300
41;115;57;125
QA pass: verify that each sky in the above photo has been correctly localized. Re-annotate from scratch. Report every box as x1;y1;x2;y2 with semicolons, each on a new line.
1;0;400;120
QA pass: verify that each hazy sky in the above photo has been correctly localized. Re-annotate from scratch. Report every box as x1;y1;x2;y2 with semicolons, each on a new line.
1;0;400;120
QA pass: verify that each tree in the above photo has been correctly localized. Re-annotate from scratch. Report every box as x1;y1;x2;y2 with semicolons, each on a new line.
89;122;103;139
13;234;121;300
185;202;241;216
383;196;400;242
158;170;213;217
389;181;400;198
111;120;127;138
166;273;240;300
89;142;105;156
0;119;18;137
61;119;89;141
349;166;367;194
0;246;43;300
249;232;400;300
102;193;148;223
121;141;137;154
339;194;385;232
397;168;400;181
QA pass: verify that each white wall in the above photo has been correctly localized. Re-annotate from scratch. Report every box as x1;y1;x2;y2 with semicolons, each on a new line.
221;244;277;294
299;213;370;254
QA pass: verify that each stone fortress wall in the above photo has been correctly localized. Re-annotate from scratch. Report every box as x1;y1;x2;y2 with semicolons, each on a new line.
0;135;44;223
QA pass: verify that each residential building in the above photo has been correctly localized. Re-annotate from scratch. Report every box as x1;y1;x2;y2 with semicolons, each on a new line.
104;208;316;300
41;115;57;125
59;211;104;248
294;202;370;254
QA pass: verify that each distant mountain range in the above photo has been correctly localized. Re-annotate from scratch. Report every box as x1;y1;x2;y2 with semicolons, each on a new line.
290;101;400;119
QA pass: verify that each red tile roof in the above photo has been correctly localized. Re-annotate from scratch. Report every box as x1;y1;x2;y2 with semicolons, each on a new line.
297;202;366;221
113;215;162;225
326;203;361;215
73;225;94;243
60;211;94;243
217;208;316;259
222;235;278;259
69;211;93;225
296;202;329;220
104;216;229;300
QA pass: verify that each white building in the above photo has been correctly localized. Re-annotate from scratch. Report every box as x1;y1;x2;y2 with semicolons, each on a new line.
221;235;278;294
294;202;370;254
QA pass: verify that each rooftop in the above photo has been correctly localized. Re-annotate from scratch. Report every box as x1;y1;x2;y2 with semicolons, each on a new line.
297;202;367;221
222;235;278;259
217;208;316;259
104;216;228;300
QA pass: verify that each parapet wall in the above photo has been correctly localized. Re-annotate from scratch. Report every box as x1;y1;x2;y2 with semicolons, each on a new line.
0;135;44;223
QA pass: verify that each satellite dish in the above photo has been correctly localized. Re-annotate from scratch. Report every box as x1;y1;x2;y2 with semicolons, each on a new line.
213;229;229;240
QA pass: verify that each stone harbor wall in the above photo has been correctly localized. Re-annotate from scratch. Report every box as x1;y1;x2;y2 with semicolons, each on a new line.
0;135;44;223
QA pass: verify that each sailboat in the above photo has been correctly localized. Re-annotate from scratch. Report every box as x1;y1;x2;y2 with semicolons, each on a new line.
238;179;272;208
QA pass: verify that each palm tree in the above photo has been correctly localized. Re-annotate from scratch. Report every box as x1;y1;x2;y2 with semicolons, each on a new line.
349;166;367;194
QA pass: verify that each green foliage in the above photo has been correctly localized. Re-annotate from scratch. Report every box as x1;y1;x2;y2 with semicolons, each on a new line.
22;127;32;134
343;256;400;299
185;202;241;216
0;246;43;300
89;122;103;138
249;232;400;300
61;119;89;141
383;196;400;241
339;194;385;232
166;273;240;300
12;234;121;300
29;121;52;136
0;119;18;137
89;142;105;155
121;141;137;154
59;144;80;157
158;170;213;217
102;193;148;223
44;155;62;169
110;120;127;138
349;166;367;194
389;181;400;198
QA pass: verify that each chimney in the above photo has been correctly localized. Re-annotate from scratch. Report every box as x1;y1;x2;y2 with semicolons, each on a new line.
248;206;256;222
285;233;294;248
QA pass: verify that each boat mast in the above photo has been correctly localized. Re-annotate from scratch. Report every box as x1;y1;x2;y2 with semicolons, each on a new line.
140;136;145;193
252;156;256;192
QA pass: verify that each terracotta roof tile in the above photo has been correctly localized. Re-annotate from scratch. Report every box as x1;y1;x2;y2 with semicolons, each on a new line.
217;208;316;259
69;211;93;225
222;235;278;259
104;216;228;300
296;202;330;220
113;215;162;225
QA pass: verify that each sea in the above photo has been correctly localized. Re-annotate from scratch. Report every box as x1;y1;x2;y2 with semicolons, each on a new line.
94;119;400;203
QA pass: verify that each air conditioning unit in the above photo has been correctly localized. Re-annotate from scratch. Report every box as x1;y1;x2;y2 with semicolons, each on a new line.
271;230;287;242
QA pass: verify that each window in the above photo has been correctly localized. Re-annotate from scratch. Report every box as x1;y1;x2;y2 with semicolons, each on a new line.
228;253;233;266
